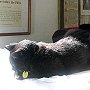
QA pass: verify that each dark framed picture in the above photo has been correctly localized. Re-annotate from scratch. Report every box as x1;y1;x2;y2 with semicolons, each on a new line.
81;0;90;15
58;0;79;29
0;0;31;36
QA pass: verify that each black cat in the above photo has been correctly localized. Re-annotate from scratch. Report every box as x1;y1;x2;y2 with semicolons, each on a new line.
6;24;90;80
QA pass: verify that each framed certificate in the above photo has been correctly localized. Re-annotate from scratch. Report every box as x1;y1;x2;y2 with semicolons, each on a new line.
58;0;79;29
0;0;31;36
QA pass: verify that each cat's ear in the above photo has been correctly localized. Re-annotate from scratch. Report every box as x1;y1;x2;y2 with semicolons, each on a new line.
5;43;17;51
11;50;22;59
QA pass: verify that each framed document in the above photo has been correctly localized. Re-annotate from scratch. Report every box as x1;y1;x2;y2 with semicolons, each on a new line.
81;0;90;15
58;0;79;29
0;0;31;36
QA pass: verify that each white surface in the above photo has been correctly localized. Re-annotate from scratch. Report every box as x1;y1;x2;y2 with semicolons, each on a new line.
0;49;90;90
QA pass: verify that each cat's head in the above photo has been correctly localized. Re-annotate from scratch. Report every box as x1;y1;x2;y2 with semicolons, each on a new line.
5;40;39;79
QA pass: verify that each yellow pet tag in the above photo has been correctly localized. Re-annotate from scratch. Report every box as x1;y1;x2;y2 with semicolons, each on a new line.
22;71;29;78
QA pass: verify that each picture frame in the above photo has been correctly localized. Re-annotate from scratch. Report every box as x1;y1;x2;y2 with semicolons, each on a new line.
58;0;79;29
80;0;90;15
0;0;31;36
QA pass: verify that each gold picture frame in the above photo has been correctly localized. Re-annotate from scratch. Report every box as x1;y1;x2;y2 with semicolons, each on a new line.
0;0;31;36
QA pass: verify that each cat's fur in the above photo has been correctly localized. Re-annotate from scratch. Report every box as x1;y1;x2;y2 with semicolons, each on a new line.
6;24;90;79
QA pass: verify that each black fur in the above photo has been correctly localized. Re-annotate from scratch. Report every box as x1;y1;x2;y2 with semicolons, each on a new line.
5;24;90;79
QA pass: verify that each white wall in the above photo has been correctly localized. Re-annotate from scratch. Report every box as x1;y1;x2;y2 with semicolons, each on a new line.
0;0;58;48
